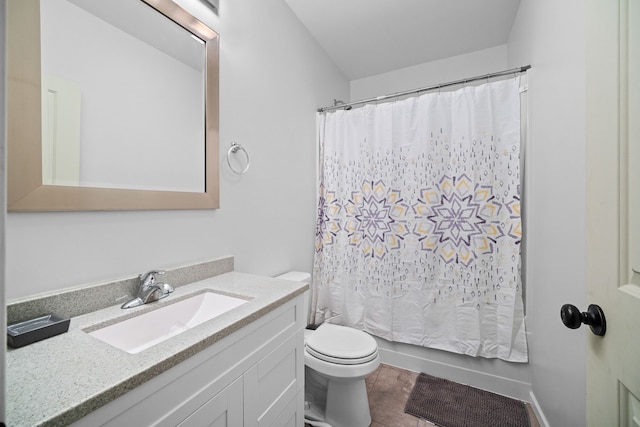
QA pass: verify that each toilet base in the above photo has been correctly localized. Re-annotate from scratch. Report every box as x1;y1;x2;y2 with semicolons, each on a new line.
325;377;371;427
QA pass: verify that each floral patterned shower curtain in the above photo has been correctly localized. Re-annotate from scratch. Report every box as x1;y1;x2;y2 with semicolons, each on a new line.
313;77;527;362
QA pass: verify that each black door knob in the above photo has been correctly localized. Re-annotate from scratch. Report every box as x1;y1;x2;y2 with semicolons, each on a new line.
560;304;606;336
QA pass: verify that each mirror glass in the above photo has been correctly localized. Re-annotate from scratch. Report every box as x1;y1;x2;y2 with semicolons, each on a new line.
7;0;219;211
41;0;205;192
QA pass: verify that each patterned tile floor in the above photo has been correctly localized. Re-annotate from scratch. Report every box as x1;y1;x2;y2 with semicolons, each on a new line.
306;363;541;427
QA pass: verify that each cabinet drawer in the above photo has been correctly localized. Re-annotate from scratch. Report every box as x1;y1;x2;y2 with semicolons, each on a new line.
244;331;304;427
178;377;243;427
269;390;304;427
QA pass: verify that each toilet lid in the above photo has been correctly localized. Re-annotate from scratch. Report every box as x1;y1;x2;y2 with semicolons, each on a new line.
305;323;378;365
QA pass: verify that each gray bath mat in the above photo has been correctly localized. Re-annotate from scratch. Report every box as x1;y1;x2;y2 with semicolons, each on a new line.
404;373;530;427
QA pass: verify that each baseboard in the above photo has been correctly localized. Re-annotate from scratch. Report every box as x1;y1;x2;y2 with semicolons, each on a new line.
376;340;532;403
529;391;550;427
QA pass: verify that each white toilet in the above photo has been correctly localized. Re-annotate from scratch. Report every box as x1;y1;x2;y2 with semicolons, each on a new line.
276;272;380;427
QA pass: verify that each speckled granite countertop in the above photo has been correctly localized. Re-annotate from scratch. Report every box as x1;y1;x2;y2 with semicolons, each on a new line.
6;272;308;427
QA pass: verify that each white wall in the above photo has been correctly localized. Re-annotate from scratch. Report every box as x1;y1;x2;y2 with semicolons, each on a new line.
350;45;508;101
508;1;586;426
1;1;7;422
348;44;533;402
5;0;349;300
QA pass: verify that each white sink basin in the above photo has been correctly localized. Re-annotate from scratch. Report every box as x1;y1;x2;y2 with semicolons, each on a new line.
88;290;249;354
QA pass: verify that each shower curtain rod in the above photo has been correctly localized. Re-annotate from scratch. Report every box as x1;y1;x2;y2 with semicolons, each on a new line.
317;65;531;113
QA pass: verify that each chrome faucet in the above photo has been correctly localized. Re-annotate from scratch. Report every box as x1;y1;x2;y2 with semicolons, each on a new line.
121;270;174;309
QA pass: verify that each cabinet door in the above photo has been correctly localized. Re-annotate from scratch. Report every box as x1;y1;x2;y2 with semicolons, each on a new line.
178;377;243;427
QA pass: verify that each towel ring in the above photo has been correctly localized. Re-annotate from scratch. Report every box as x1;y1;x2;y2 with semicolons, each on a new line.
227;142;250;175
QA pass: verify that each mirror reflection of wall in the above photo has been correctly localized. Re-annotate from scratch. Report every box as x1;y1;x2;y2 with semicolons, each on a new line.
40;0;206;193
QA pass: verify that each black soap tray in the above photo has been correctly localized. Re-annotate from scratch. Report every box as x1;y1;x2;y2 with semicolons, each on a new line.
7;314;70;348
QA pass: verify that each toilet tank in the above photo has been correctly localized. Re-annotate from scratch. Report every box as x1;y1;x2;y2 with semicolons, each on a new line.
275;271;311;325
275;271;311;283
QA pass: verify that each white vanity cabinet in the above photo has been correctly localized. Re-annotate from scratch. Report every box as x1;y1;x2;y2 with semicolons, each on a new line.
72;293;306;427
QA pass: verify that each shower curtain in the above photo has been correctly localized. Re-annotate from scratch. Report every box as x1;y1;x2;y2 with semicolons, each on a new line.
313;77;527;362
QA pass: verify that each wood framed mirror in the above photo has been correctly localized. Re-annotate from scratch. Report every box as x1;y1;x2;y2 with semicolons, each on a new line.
7;0;219;211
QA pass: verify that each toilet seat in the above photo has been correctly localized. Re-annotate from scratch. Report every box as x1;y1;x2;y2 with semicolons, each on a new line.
305;323;378;365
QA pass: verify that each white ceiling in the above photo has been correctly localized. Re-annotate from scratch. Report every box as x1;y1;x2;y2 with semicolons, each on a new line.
284;0;522;80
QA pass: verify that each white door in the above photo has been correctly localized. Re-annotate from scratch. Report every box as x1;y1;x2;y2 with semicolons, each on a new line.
41;75;81;186
585;0;640;425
